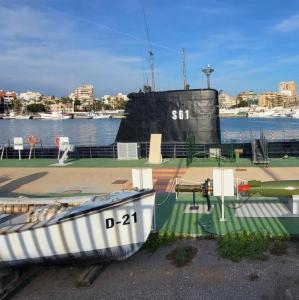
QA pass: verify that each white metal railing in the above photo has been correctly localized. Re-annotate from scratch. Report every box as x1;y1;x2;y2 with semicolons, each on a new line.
222;130;299;143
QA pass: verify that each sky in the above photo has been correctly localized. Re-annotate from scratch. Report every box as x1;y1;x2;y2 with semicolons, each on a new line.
1;0;299;97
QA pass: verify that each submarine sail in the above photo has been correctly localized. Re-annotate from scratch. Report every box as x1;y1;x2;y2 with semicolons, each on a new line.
116;88;221;144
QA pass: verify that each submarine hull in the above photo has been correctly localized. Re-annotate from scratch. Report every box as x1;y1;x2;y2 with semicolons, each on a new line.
116;89;221;144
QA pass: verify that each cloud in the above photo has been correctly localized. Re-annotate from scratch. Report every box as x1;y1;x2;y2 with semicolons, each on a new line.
0;5;71;41
0;45;145;96
0;4;145;96
274;14;299;32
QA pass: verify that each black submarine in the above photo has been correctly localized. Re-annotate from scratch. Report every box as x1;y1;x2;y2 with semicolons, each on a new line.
116;64;221;144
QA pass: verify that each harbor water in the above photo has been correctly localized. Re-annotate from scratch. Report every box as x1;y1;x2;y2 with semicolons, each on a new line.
1;118;299;146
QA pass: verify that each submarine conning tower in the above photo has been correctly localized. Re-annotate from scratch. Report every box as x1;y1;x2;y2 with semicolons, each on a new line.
116;87;221;144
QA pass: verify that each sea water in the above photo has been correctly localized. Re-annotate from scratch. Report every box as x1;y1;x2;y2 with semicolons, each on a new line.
1;118;299;146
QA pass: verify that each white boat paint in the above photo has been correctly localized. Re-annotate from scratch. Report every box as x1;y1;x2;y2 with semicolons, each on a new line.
39;112;72;120
14;115;32;120
0;190;155;267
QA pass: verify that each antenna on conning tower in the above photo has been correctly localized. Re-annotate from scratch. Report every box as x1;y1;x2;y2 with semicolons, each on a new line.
180;48;188;90
141;0;156;92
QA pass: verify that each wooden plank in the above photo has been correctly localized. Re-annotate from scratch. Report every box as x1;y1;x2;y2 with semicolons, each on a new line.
148;134;162;164
76;264;108;287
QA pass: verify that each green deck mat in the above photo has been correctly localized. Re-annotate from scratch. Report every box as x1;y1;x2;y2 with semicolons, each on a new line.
1;157;299;168
155;194;299;236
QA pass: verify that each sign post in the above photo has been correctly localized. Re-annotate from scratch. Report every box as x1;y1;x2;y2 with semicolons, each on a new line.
213;168;234;222
27;135;38;160
13;137;24;160
220;169;224;221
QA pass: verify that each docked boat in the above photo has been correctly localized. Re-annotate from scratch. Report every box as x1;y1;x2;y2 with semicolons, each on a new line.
289;108;299;119
39;111;72;120
0;189;155;267
14;114;33;120
2;112;16;120
91;113;111;119
247;110;274;118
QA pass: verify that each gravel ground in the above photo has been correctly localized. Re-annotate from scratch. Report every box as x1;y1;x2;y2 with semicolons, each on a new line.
13;239;299;300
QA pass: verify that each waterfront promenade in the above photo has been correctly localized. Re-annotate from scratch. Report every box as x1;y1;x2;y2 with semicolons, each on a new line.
2;158;299;196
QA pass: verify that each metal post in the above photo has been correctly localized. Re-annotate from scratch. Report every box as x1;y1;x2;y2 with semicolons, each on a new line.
0;147;4;160
113;144;116;159
89;135;92;158
18;149;21;160
220;168;226;221
29;146;32;160
175;177;178;200
190;191;199;210
202;64;214;89
145;143;148;158
236;177;240;200
153;203;157;230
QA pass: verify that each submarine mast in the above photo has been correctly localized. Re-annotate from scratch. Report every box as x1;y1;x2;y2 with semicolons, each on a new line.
141;0;156;91
180;48;188;90
202;64;214;89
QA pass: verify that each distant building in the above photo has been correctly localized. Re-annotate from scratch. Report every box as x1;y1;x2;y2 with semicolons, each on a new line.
218;91;235;108
19;91;42;103
279;81;297;97
40;95;56;103
237;91;259;106
69;84;94;107
0;90;18;113
259;92;290;108
0;90;17;105
101;93;128;109
49;103;74;113
279;81;297;106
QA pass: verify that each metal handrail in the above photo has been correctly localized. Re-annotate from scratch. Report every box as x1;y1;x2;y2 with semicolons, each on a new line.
250;130;257;163
259;131;268;162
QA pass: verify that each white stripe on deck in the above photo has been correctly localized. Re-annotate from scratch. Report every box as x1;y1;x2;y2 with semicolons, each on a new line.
235;202;298;218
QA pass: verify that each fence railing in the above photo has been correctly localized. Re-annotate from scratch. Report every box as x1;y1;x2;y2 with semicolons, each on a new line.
222;130;299;143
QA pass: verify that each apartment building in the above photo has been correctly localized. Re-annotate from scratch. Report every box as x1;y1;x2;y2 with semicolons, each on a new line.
69;84;94;107
259;92;290;108
218;91;235;108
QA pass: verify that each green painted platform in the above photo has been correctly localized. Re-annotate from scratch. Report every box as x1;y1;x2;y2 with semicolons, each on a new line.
155;194;299;237
1;157;299;168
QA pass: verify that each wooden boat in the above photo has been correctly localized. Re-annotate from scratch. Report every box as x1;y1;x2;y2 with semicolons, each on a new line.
0;190;155;267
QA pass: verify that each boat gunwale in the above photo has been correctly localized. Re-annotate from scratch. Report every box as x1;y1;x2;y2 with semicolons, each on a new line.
0;189;155;235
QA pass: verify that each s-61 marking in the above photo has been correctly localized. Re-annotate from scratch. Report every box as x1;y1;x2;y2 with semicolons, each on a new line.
171;110;189;120
105;212;137;229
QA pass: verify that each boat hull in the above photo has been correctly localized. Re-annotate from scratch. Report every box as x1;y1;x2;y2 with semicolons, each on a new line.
39;113;72;120
0;192;155;267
